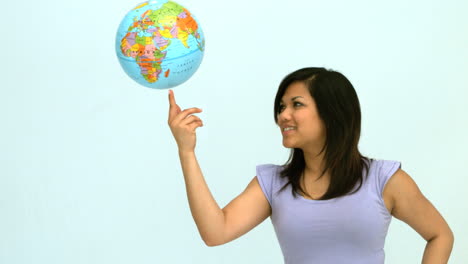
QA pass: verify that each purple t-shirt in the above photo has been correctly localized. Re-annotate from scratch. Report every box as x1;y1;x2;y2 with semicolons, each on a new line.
256;159;401;264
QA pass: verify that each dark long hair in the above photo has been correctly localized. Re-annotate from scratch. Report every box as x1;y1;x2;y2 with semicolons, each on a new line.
273;67;371;200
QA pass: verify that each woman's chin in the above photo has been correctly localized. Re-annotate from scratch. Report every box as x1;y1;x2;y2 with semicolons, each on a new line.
282;140;296;149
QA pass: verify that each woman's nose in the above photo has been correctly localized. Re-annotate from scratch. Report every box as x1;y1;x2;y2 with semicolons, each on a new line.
278;108;292;122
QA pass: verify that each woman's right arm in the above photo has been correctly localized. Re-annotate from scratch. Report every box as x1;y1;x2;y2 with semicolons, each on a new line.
168;90;271;246
179;150;271;246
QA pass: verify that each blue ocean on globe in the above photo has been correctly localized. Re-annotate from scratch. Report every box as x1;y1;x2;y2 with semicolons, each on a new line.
115;0;205;89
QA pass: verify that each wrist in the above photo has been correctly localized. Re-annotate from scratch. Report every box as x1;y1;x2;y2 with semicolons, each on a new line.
178;149;196;157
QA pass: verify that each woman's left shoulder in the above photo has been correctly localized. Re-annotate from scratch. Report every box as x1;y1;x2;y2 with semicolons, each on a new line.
368;158;401;172
366;158;402;184
384;168;419;196
382;168;423;215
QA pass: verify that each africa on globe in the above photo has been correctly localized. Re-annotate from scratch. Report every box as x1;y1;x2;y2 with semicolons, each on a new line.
115;0;205;89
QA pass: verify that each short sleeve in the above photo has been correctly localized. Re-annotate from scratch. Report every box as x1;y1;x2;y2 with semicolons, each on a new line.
377;159;402;196
256;164;278;206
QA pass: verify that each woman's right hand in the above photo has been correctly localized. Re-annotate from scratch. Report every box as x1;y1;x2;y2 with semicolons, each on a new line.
167;89;204;153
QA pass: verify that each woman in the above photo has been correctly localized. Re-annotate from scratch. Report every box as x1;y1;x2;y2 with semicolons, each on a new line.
167;67;454;263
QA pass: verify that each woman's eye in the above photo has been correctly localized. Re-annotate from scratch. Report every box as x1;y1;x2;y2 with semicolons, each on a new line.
278;102;302;112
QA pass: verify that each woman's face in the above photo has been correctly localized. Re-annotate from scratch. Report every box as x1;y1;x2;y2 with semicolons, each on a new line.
277;81;326;150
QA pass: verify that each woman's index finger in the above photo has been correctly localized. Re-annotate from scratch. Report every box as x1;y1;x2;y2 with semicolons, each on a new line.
168;89;176;106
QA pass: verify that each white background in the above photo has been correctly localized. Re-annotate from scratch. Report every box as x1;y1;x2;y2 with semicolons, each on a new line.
1;0;467;263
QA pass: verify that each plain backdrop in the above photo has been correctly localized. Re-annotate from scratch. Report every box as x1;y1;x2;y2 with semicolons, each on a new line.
1;0;467;263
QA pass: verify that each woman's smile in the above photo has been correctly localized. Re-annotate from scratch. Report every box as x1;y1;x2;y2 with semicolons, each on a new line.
282;127;297;135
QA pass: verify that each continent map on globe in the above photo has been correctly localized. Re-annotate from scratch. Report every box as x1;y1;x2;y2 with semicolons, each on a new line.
115;0;205;89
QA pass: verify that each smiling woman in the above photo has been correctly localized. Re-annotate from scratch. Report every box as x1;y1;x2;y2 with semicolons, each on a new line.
167;67;454;264
277;82;326;155
273;68;366;201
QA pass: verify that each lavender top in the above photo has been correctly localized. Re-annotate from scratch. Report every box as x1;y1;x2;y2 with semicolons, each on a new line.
256;159;401;264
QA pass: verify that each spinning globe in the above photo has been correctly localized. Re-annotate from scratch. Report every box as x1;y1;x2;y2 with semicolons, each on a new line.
115;0;205;89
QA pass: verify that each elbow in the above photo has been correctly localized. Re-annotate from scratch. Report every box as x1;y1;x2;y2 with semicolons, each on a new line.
204;240;218;247
428;227;455;249
441;226;454;246
447;228;455;248
442;229;455;255
201;233;224;247
203;237;222;247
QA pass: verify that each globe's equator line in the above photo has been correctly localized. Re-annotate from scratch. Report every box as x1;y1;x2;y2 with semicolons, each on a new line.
117;45;203;62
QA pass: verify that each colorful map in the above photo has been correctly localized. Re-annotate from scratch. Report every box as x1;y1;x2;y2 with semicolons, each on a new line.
115;0;205;89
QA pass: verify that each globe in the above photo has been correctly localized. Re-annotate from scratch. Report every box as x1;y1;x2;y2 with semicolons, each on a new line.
115;0;205;89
